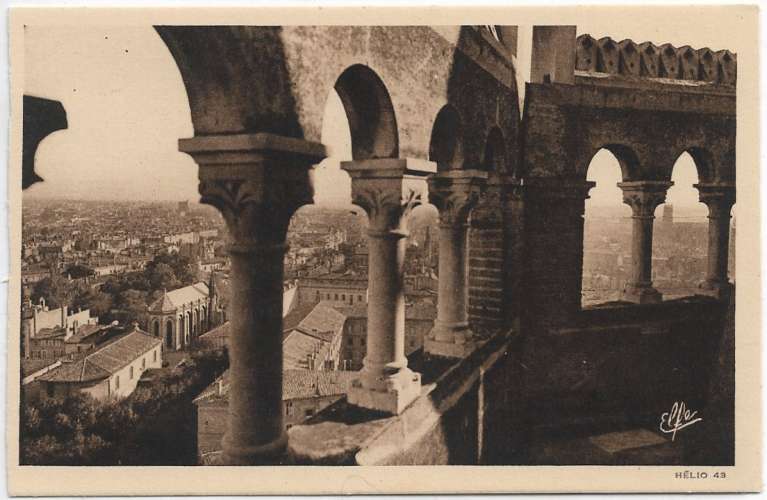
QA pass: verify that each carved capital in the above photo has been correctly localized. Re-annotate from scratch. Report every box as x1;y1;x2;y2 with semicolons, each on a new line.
428;170;487;226
342;158;435;235
695;182;736;218
180;133;325;249
618;181;673;218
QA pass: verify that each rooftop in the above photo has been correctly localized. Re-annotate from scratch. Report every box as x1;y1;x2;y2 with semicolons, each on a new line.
149;281;209;313
194;369;358;406
37;327;161;383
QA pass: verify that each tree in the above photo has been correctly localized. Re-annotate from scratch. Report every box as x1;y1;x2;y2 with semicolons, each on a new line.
31;274;73;309
147;262;180;291
20;345;229;465
72;286;113;318
115;289;149;324
64;264;95;280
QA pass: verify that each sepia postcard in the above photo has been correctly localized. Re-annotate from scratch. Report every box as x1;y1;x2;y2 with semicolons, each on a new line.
5;4;761;495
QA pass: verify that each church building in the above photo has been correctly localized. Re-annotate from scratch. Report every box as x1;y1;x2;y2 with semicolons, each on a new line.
145;274;221;350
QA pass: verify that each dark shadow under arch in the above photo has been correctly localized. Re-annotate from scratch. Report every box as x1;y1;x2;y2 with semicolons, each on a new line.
482;127;506;173
334;64;399;160
684;146;715;183
429;105;465;171
592;144;641;181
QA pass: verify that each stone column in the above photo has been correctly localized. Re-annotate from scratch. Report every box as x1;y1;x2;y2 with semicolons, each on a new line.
617;181;672;304
695;182;736;299
522;178;594;331
425;170;487;358
180;133;324;464
341;158;435;415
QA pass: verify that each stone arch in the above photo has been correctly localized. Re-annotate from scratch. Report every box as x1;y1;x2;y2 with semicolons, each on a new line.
152;319;160;337
581;148;631;306
333;64;399;160
482;127;506;174
429;105;464;171
674;146;714;184
583;143;641;182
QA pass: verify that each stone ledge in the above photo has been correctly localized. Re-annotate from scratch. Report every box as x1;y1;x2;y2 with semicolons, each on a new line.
287;329;512;465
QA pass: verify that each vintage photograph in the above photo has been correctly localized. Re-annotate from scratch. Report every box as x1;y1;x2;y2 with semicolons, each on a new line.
6;5;760;495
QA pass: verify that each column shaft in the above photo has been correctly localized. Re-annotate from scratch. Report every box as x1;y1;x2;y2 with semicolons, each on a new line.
696;183;736;298
179;132;324;464
222;243;287;464
631;214;655;287
435;222;469;335
706;205;732;284
618;181;670;304
342;158;432;415
425;170;486;358
364;231;408;372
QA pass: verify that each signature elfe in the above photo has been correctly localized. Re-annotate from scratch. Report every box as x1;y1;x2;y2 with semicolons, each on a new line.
659;401;703;441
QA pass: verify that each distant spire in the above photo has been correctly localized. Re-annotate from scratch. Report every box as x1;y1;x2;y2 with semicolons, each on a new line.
207;271;217;298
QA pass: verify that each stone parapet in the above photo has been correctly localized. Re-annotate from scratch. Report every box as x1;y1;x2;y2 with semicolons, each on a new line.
287;329;514;465
576;34;736;86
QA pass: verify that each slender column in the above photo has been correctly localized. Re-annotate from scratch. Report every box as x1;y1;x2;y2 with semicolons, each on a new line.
341;158;435;415
181;133;324;464
618;181;672;304
695;182;736;299
425;170;487;358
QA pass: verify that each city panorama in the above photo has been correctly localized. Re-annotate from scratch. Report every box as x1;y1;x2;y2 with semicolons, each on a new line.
18;23;736;469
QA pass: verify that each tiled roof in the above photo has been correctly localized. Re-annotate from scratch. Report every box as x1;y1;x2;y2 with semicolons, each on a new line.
194;369;357;405
149;292;175;313
198;321;229;340
65;323;105;343
282;303;318;332
38;328;161;383
283;330;329;370
35;327;66;339
21;358;59;378
294;301;346;342
335;302;436;321
149;282;208;312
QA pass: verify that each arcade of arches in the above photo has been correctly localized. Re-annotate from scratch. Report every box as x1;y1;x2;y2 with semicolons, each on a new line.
28;26;737;465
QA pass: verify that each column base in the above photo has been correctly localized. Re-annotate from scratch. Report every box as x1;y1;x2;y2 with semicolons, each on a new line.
698;279;734;300
424;323;480;358
622;283;662;304
221;431;288;465
347;368;421;415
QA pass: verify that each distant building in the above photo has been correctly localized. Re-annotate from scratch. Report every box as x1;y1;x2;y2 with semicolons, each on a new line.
194;369;357;459
283;302;346;371
336;302;436;371
21;297;98;359
34;325;162;401
178;200;189;216
296;274;368;308
145;276;220;351
662;203;674;228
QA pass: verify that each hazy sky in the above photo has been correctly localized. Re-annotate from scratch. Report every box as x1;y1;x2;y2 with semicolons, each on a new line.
23;23;728;214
